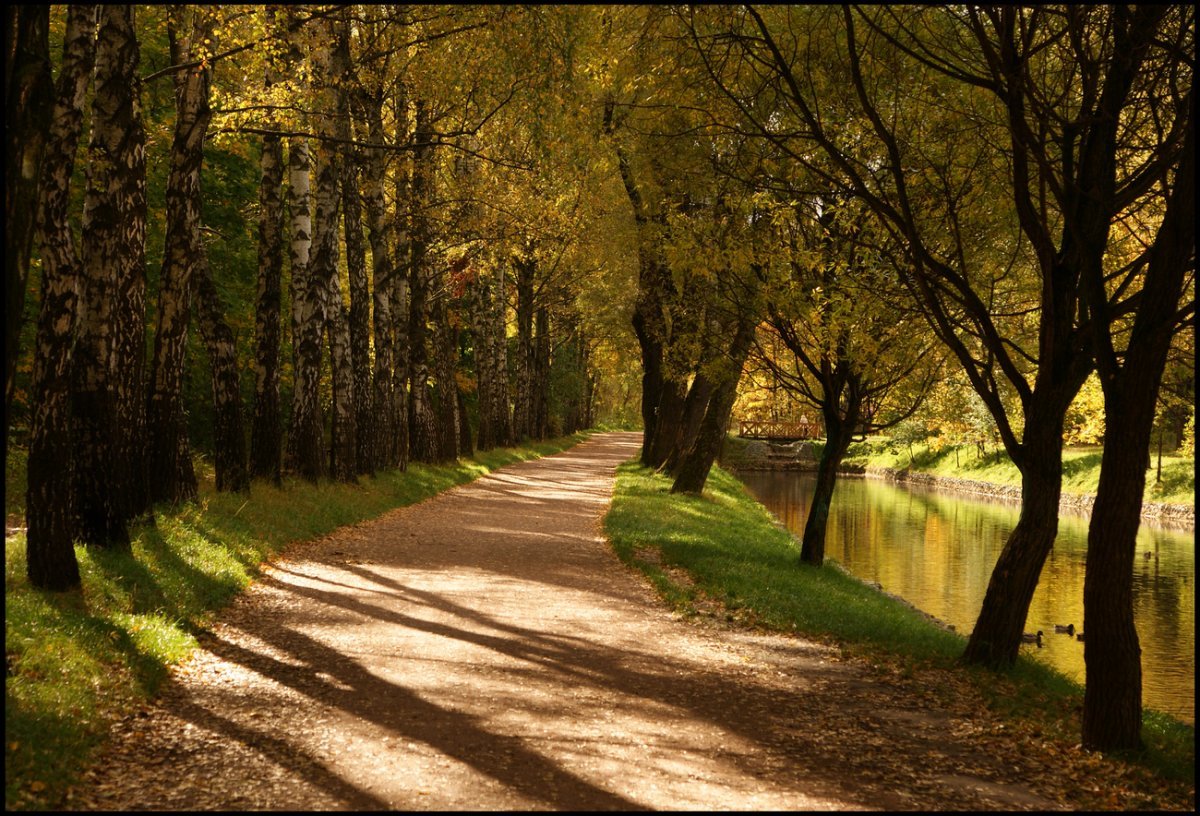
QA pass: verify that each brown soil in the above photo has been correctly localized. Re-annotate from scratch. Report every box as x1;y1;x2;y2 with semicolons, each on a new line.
70;432;1075;810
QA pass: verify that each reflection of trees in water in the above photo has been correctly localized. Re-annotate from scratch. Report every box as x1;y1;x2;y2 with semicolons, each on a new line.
738;470;1195;723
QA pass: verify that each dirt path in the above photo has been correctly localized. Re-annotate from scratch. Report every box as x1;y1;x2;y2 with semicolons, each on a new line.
71;432;1065;810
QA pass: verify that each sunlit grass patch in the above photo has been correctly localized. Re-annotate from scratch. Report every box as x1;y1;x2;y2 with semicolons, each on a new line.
605;458;1194;802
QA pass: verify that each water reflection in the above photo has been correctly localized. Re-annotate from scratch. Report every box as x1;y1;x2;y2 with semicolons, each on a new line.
738;471;1195;725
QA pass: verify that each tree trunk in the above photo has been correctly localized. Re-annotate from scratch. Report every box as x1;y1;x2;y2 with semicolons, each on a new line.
25;3;94;591
672;310;757;495
664;370;714;474
407;99;438;463
646;376;687;469
248;10;284;485
146;7;212;507
513;252;535;441
307;18;354;483
1081;123;1193;752
390;89;410;470
432;297;459;461
800;411;856;566
335;20;372;477
467;267;495;450
194;258;248;493
962;410;1065;667
360;98;395;468
533;305;552;439
285;135;325;482
74;4;146;545
456;384;474;457
249;131;284;484
5;5;53;466
489;263;513;447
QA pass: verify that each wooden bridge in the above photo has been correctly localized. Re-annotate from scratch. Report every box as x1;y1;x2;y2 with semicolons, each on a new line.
737;418;822;441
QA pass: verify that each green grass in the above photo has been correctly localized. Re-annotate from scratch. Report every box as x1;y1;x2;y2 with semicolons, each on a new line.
604;460;1195;801
837;438;1194;506
4;432;589;811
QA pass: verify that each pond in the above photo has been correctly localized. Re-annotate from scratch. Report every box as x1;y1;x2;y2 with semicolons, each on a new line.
736;470;1195;725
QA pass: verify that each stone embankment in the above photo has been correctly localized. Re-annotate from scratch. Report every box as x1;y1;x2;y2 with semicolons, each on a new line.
724;439;1194;530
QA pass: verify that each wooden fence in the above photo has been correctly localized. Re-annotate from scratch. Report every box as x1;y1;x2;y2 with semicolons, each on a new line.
737;418;822;440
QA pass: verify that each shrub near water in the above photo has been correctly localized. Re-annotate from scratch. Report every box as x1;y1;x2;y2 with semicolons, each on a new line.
4;433;588;811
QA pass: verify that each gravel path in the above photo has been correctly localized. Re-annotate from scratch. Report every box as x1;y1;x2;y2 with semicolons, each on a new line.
72;432;1065;810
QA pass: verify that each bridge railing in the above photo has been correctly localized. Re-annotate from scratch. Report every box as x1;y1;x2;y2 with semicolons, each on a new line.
738;419;821;440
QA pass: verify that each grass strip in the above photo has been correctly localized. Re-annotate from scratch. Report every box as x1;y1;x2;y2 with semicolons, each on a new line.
603;459;1195;807
4;432;588;811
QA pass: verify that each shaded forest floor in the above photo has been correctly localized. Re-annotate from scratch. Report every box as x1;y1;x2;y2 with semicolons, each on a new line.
31;434;1195;809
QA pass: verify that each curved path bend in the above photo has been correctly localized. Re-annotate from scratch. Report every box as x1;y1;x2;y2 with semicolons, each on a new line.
74;432;1061;811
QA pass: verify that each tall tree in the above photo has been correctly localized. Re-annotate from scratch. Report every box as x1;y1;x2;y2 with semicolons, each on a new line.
248;8;286;485
25;3;96;590
146;6;215;506
4;5;53;466
74;3;146;545
407;98;438;463
1079;8;1194;751
193;256;249;493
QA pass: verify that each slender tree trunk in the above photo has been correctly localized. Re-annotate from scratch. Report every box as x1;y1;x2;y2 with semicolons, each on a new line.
5;5;53;465
457;384;474;457
249;10;284;484
490;263;513;447
285;135;324;482
75;4;146;545
359;89;395;470
432;297;459;461
146;7;212;506
1082;124;1193;752
672;309;757;495
800;409;857;566
194;258;248;493
108;11;149;523
513;253;535;441
249;131;284;483
407;99;437;462
664;371;714;474
962;409;1065;667
25;4;95;591
335;18;372;476
387;85;410;470
647;377;687;469
467;268;494;450
533;305;551;439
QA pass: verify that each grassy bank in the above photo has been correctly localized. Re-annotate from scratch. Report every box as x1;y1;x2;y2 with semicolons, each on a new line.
4;432;588;811
603;460;1194;809
724;435;1195;507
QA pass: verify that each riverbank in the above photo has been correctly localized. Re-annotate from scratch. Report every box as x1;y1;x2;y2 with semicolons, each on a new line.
604;460;1194;809
722;436;1195;530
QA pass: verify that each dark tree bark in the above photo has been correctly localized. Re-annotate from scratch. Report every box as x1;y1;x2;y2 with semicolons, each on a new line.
432;297;459;461
25;4;95;591
671;307;758;495
106;7;149;522
389;86;411;470
800;397;859;565
533;305;551;439
74;4;146;545
146;7;213;506
407;99;438;463
285;134;325;482
512;251;536;441
5;5;53;465
194;257;248;493
1082;113;1193;752
249;131;285;484
341;135;374;475
248;8;285;485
